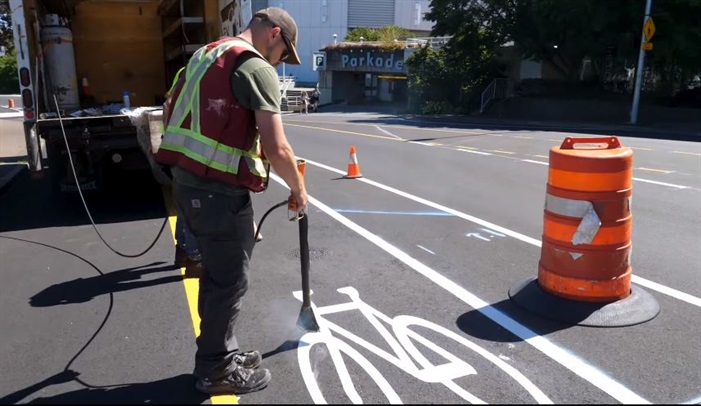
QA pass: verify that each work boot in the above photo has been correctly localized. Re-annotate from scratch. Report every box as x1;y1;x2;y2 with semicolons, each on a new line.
195;365;271;395
234;351;262;369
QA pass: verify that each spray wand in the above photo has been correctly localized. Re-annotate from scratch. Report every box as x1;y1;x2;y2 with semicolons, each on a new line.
253;159;319;332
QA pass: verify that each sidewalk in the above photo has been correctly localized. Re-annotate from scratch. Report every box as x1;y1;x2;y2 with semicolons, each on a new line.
0;115;29;194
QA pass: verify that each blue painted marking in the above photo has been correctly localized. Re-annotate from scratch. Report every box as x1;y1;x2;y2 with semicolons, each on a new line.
335;209;454;216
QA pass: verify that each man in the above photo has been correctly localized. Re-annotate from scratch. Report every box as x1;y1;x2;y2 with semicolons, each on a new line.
156;7;307;395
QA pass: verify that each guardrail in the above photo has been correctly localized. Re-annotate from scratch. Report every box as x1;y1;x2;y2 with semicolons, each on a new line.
480;78;513;114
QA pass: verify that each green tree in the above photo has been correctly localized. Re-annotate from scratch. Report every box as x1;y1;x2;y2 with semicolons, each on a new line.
426;0;701;90
0;0;17;93
644;0;701;92
406;1;506;113
1;0;13;54
0;53;18;93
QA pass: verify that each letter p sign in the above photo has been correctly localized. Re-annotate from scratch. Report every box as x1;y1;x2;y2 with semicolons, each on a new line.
313;52;326;71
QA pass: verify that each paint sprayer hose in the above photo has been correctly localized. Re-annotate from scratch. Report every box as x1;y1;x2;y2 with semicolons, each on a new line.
254;200;289;242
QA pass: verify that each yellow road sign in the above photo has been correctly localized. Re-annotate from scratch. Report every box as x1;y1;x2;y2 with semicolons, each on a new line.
642;42;653;51
643;17;656;41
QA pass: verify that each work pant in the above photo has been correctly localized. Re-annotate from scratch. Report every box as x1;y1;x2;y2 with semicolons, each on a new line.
172;182;255;380
175;212;200;258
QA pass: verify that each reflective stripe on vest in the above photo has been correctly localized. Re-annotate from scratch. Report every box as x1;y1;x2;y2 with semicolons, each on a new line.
161;39;267;178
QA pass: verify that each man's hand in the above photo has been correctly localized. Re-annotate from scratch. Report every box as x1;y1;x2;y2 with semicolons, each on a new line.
289;188;308;214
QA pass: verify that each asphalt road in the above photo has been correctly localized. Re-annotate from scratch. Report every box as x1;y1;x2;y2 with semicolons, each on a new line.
1;111;699;404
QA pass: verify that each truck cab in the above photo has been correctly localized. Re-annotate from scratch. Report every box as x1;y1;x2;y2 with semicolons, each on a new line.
9;0;248;194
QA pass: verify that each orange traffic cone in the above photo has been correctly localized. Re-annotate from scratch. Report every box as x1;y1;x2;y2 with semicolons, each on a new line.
344;146;363;178
7;99;14;108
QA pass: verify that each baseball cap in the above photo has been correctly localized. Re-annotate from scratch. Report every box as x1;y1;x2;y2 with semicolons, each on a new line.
254;7;301;65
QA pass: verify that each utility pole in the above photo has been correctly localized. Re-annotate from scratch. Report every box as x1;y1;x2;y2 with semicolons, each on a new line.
630;0;653;124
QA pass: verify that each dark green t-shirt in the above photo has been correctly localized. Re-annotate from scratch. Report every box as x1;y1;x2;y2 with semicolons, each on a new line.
173;52;280;195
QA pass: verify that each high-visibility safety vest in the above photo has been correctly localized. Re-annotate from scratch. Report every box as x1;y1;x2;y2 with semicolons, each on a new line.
155;38;269;192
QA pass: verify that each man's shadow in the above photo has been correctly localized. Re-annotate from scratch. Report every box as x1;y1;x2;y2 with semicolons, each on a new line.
0;370;207;404
30;262;181;307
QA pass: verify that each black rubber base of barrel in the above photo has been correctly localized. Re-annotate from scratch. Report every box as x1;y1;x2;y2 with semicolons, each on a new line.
508;277;660;327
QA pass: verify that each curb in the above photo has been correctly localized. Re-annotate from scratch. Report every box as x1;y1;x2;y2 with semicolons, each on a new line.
0;164;28;195
0;111;23;119
401;115;701;141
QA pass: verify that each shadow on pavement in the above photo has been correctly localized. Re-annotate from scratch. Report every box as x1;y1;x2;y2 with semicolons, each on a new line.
30;261;181;307
352;116;701;142
0;370;207;404
455;297;582;342
309;105;701;142
0;167;171;233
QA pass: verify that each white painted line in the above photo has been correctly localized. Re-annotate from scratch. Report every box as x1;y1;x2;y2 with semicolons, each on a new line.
375;126;404;140
458;149;492;156
636;167;674;174
302;158;701;310
491;150;516;155
513;135;533;139
629;147;654;151
632;177;689;189
522;159;548;165
631;276;701;307
482;228;506;237
672;151;701;156
416;245;435;255
466;232;490;241
270;170;650;404
410;141;437;147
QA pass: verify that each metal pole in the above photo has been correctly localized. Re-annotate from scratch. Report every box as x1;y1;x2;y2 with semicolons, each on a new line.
282;62;286;98
630;0;653;124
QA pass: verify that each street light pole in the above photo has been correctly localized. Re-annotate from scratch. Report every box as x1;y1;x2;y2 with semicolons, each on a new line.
630;0;653;124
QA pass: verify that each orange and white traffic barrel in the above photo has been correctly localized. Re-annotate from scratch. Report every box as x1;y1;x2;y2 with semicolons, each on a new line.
538;136;633;302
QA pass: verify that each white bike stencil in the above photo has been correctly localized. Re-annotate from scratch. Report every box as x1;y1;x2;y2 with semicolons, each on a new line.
293;287;552;404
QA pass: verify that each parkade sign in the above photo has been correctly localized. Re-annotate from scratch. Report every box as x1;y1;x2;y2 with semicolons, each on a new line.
325;48;409;73
341;51;405;71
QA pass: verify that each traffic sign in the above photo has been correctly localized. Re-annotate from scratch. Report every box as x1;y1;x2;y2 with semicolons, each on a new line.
312;52;326;71
643;17;655;41
642;42;653;51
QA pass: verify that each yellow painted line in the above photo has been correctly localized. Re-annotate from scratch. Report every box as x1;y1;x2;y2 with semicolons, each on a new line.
284;119;479;135
164;193;239;404
490;150;516;155
629;146;653;151
672;151;701;156
285;123;399;141
637;167;674;174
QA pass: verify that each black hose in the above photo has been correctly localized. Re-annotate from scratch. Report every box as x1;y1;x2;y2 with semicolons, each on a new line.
53;95;170;258
254;200;288;242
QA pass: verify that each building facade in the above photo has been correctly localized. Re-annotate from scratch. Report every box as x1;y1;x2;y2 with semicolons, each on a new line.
252;0;434;84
